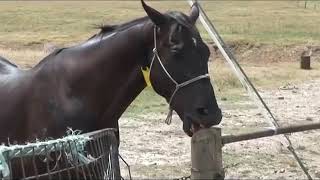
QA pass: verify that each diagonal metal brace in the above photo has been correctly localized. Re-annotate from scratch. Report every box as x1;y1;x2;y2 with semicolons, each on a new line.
186;0;313;179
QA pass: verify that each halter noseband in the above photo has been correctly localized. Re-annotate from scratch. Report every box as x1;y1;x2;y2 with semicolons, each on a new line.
142;26;210;125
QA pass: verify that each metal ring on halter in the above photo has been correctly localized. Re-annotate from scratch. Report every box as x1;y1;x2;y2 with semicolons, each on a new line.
148;26;210;125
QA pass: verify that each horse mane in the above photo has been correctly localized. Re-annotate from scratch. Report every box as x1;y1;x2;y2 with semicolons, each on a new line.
96;11;192;37
36;17;149;66
96;16;149;37
35;11;193;68
0;56;17;74
34;48;66;68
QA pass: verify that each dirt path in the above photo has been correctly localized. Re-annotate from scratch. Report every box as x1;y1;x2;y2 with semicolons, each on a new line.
119;79;320;179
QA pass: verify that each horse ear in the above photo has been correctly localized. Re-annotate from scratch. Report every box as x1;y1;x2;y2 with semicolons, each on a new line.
189;2;200;24
141;0;167;26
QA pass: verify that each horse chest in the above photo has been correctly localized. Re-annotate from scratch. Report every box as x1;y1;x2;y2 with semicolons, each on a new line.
47;97;98;129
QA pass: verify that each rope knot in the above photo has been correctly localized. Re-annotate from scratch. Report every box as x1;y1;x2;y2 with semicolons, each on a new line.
152;48;157;54
165;108;173;125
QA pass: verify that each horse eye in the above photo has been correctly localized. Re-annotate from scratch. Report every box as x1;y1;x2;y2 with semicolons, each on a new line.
192;37;197;46
178;25;182;33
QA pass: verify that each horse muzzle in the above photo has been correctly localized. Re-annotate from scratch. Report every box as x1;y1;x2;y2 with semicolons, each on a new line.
183;109;222;137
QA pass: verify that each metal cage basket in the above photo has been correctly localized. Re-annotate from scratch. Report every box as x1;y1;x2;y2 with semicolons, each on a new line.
0;128;120;180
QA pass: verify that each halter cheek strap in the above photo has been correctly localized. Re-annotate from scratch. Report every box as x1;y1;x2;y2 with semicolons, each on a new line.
141;26;210;125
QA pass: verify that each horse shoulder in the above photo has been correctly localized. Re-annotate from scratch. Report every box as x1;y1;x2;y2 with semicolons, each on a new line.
26;65;96;136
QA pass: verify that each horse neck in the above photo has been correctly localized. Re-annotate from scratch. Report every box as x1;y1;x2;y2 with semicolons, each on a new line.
64;23;153;129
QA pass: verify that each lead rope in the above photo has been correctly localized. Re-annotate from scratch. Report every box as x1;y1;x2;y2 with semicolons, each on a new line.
149;26;210;125
165;108;174;125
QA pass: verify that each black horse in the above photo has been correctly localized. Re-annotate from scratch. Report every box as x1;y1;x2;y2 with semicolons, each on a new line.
0;0;222;144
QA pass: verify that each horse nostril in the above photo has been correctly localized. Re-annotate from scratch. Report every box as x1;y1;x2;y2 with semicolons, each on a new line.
197;107;209;116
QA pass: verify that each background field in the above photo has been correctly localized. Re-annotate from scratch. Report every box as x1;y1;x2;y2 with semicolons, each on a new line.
1;0;320;104
0;1;320;179
0;1;320;48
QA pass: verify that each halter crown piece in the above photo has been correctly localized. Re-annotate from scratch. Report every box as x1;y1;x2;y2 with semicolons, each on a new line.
141;26;210;125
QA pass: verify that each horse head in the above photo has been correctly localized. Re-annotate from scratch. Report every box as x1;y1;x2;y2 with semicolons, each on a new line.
141;0;222;136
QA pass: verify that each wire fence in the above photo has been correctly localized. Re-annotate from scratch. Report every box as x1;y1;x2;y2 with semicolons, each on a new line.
0;128;120;180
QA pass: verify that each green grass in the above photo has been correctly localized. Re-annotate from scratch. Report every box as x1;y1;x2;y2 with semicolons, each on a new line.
123;87;167;118
199;1;320;45
1;1;320;117
4;46;320;117
211;61;320;90
205;60;320;110
0;1;320;47
123;61;320;117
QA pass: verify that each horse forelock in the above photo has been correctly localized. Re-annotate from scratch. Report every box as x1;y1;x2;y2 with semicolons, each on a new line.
166;11;194;30
165;11;201;42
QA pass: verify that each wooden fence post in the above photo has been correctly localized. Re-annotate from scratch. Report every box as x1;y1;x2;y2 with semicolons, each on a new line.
301;55;311;69
191;128;224;180
300;49;312;70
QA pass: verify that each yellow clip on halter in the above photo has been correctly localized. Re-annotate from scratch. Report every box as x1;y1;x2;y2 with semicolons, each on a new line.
141;67;152;87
